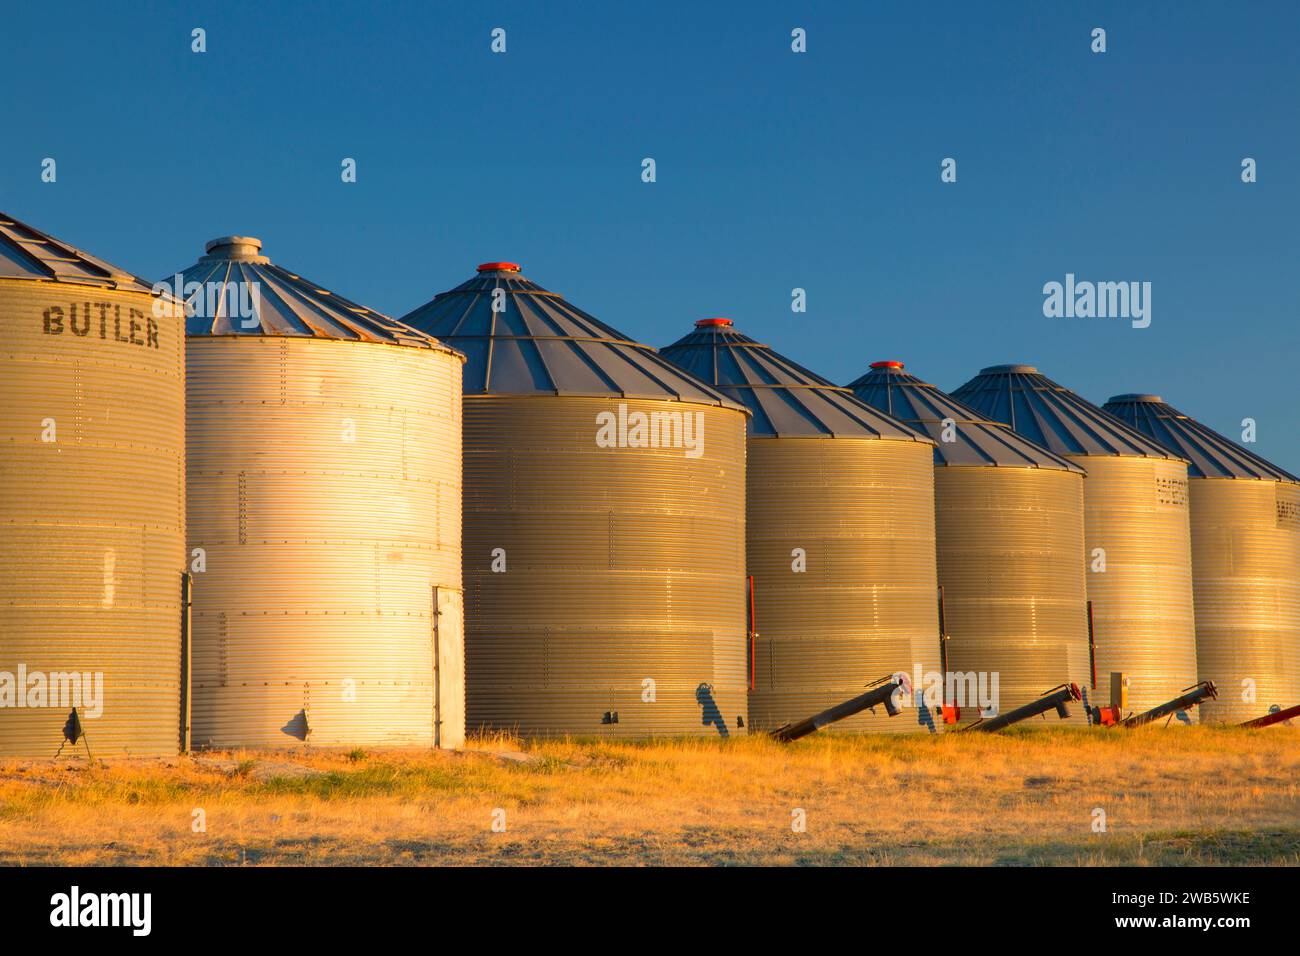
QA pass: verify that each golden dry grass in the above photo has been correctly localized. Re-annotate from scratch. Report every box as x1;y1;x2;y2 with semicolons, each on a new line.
0;725;1296;866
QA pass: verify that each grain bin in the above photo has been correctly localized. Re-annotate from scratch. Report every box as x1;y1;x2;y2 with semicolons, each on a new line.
850;361;1091;724
1103;393;1300;723
659;322;941;734
397;264;749;737
172;236;465;748
0;212;185;757
952;366;1197;720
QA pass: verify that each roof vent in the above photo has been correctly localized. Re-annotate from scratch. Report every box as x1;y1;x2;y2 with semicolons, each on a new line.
870;360;905;369
695;318;733;328
202;236;266;262
476;261;521;273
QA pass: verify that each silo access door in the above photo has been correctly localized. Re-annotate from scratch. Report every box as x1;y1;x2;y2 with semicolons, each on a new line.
434;587;466;749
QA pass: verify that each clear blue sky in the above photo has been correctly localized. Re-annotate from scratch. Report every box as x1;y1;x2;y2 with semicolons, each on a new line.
4;1;1297;470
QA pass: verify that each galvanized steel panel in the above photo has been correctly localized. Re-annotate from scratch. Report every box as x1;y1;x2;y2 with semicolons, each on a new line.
178;237;448;349
744;438;942;733
660;321;930;440
186;336;464;747
1103;394;1300;721
851;363;1092;723
952;365;1180;460
934;467;1092;723
850;362;1084;471
1182;480;1300;722
656;324;939;733
955;366;1199;719
0;213;159;291
1075;456;1199;718
398;264;745;408
461;396;749;737
1;268;185;756
1103;394;1298;481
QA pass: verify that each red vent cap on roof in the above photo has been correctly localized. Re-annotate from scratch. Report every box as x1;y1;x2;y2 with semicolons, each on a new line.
870;360;905;369
695;318;734;328
477;262;521;273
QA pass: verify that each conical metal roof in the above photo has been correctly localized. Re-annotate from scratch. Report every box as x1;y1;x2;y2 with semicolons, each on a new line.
1102;393;1299;482
397;263;745;409
170;236;451;350
848;361;1084;471
950;364;1182;460
657;319;929;440
0;211;157;293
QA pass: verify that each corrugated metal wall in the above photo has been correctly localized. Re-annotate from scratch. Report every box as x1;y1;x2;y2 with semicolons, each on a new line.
0;284;185;756
187;336;464;747
849;361;1094;726
1189;479;1300;722
1100;393;1300;724
1080;456;1199;718
462;396;749;737
935;467;1091;723
746;438;941;733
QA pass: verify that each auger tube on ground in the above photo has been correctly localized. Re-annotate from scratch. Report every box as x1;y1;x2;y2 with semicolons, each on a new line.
769;673;912;743
960;683;1082;733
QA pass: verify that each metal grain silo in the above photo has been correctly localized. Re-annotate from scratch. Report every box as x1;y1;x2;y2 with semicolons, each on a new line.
850;361;1091;724
658;322;941;734
0;212;185;756
953;366;1197;720
172;236;465;749
397;264;749;737
1103;393;1300;723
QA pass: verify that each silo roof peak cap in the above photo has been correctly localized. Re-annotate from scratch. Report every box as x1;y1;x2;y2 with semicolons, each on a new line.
695;317;733;328
1109;393;1163;404
204;236;264;259
870;360;905;369
981;364;1038;374
476;261;521;273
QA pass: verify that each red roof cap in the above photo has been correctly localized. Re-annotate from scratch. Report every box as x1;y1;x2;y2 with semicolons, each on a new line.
870;360;905;369
695;318;734;328
476;262;521;273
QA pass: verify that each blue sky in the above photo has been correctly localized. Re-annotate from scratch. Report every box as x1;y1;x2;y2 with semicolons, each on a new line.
4;1;1297;469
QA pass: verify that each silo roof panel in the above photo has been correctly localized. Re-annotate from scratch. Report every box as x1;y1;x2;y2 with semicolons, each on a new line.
950;364;1181;460
849;363;1084;471
1103;394;1298;482
0;211;160;293
489;334;565;393
170;237;458;353
658;322;930;440
399;266;746;410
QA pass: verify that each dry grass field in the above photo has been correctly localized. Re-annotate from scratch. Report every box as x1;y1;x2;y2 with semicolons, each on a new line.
1;726;1296;866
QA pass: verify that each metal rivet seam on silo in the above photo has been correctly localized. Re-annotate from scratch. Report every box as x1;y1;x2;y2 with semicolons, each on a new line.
0;212;186;756
953;366;1198;720
1104;393;1300;723
173;236;466;749
398;264;751;738
659;322;943;734
851;361;1092;725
